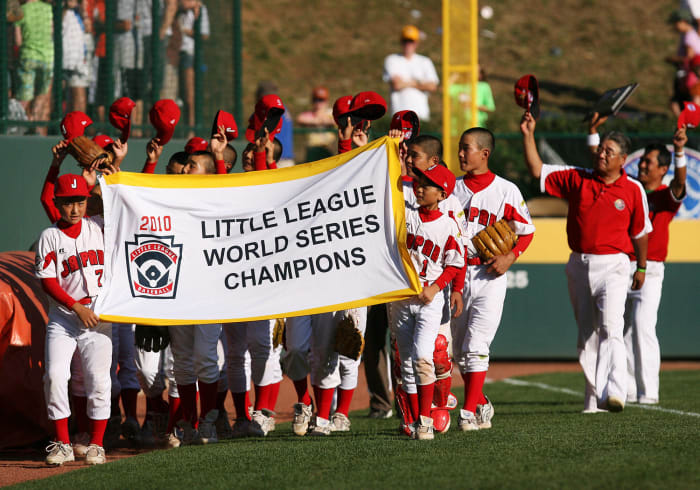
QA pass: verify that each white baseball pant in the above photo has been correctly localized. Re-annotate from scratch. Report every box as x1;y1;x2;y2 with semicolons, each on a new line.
282;315;312;382
390;294;444;392
566;252;630;410
624;260;664;402
135;345;179;398
337;308;368;390
110;324;140;398
224;320;282;390
451;265;507;373
44;307;112;420
217;330;229;392
168;324;222;385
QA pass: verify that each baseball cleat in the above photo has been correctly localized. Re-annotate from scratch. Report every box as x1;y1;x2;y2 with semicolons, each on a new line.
121;416;142;445
606;396;625;412
248;409;275;437
196;409;220;444
330;412;351;432
638;396;658;405
231;418;251;438
399;422;416;437
293;403;313;436
215;409;234;440
413;415;435;440
103;415;122;449
476;395;494;429
139;419;157;448
178;421;199;446
72;432;90;458
165;429;182;449
458;409;479;431
45;441;74;466
85;444;106;465
309;416;332;436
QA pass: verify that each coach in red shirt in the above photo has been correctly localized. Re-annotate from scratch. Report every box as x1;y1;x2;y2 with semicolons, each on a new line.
520;112;652;413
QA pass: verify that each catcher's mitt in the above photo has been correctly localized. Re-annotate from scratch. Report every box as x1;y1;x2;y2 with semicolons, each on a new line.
334;312;365;360
68;135;114;169
472;218;518;260
134;325;170;352
272;318;286;349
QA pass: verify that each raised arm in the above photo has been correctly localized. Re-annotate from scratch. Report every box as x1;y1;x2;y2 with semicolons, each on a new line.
520;112;543;179
671;126;688;200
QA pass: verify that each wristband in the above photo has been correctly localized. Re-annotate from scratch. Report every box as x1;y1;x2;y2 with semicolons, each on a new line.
586;133;600;146
636;267;646;273
674;153;687;168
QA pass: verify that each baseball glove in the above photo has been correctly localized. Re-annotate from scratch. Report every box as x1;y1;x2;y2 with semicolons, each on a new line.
472;218;518;260
68;135;114;169
134;325;170;352
272;318;286;348
334;311;364;360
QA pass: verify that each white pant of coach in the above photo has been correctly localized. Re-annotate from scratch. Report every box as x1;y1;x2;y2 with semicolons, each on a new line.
624;260;664;403
566;252;629;410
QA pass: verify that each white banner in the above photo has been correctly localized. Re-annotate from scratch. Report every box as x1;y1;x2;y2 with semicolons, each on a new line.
95;137;420;325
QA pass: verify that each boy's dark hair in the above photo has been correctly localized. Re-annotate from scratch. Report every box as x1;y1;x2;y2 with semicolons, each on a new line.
643;143;671;168
462;127;495;153
602;131;631;156
169;151;189;166
54;195;88;205
410;135;443;160
190;150;216;173
273;138;283;161
224;144;237;168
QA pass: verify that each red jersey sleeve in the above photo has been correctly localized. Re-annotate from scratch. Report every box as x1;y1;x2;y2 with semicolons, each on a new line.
540;164;579;199
142;160;157;174
254;151;267;171
41;277;77;310
628;179;651;239
267;161;277;169
41;166;62;223
216;159;227;174
338;139;352;154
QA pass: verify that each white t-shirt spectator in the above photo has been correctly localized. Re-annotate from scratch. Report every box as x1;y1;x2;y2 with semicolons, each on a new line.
681;0;700;19
383;53;439;121
178;5;210;56
62;9;85;71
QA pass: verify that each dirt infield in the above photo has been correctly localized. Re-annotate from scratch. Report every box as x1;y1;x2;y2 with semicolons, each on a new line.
2;361;698;487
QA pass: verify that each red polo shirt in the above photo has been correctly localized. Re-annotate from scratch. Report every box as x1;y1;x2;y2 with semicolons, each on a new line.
630;185;683;262
541;164;650;255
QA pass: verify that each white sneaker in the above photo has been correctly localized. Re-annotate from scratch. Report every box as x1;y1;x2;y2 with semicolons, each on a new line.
638;396;658;405
310;416;332;436
215;409;234;440
85;444;106;465
231;418;251;438
45;441;74;466
292;403;313;436
330;412;351;432
248;409;275;437
458;409;479;431
607;396;625;412
196;409;219;444
476;395;494;429
72;432;90;458
413;415;435;440
166;430;182;449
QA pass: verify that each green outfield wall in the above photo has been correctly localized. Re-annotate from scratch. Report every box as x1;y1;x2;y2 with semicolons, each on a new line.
1;136;698;359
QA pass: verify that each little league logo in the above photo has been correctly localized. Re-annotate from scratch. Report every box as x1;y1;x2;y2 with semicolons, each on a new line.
125;235;183;299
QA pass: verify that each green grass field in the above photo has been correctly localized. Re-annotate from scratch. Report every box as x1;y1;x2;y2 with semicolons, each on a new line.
15;370;700;489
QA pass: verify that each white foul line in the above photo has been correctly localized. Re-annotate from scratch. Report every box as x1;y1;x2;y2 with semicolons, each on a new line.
499;378;700;418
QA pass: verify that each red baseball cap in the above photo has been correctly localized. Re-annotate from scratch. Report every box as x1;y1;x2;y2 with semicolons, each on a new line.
54;173;90;198
333;95;354;127
92;134;114;149
149;99;180;145
211;110;238;141
245;94;285;143
349;91;387;126
109;97;136;142
514;74;540;119
185;136;209;154
678;102;700;128
390;110;420;141
416;164;456;197
61;111;92;141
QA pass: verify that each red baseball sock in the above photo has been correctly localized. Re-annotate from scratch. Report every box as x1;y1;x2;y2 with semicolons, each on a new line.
254;384;272;411
463;371;487;413
417;383;435;418
263;381;281;412
335;388;354;417
198;381;218;418
293;378;312;406
315;387;335;420
216;390;228;412
72;395;89;433
232;391;251;420
166;395;181;432
178;383;198;425
121;388;139;419
408;393;419;421
89;418;108;446
54;417;70;444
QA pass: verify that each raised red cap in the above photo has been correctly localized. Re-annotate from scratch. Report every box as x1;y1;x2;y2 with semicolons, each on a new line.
211;110;238;141
92;134;114;149
61;111;93;141
149;99;180;145
245;94;285;143
349;91;387;125
390;110;420;141
54;173;90;198
333;95;354;127
678;102;700;129
109;97;136;142
416;164;456;197
514;74;540;119
185;136;209;154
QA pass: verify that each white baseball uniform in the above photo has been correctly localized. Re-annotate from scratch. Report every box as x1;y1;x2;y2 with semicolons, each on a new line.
35;216;112;421
135;345;179;399
168;324;222;385
451;172;535;373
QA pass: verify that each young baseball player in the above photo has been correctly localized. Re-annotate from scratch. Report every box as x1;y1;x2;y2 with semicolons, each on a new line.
451;127;535;430
587;119;688;404
391;164;464;440
521;112;650;413
36;166;114;465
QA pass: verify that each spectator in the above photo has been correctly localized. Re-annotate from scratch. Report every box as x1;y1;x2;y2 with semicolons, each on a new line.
62;0;90;113
681;0;700;28
85;0;109;122
296;86;336;162
255;80;294;166
13;0;53;136
666;9;700;116
6;0;22;23
448;66;495;132
383;25;439;121
178;0;210;136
